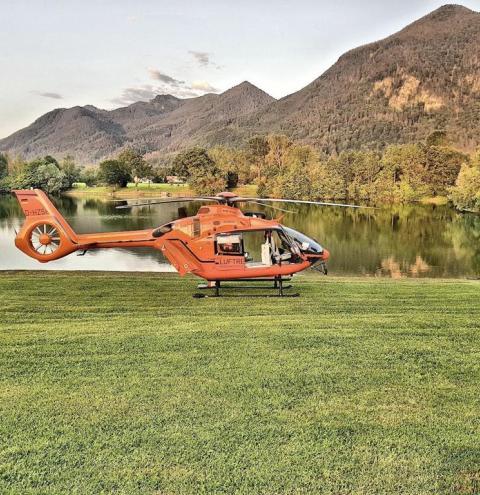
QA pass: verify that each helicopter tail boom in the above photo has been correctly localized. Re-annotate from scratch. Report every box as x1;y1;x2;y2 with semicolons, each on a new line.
13;189;155;262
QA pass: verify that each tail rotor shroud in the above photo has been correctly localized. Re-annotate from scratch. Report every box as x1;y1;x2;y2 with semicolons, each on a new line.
29;223;61;256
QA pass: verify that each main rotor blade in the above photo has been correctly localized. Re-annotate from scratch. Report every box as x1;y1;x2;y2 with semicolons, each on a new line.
233;197;374;209
115;197;219;209
109;196;216;203
247;200;297;214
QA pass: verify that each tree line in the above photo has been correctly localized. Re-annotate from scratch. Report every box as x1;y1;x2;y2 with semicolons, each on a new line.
0;154;81;194
1;131;479;212
0;149;155;194
169;132;479;212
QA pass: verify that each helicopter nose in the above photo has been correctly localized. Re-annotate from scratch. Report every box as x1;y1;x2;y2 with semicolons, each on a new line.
305;248;329;262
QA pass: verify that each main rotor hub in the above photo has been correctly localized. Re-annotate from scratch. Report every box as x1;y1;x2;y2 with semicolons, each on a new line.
215;191;239;205
216;191;237;199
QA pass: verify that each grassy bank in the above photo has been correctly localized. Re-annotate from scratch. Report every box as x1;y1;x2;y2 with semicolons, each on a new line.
66;184;258;199
420;195;449;206
1;272;479;494
67;183;193;198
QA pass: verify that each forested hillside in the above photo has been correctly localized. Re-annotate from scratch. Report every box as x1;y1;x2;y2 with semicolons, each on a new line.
249;5;480;153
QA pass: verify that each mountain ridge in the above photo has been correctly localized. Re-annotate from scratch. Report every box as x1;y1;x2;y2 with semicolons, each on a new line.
0;81;275;163
1;4;479;163
244;3;480;153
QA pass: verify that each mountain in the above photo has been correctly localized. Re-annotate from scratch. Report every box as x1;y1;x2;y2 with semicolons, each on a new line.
0;82;274;164
247;4;480;154
123;82;276;153
1;5;479;163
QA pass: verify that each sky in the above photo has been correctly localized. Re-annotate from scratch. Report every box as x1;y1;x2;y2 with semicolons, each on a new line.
0;0;479;138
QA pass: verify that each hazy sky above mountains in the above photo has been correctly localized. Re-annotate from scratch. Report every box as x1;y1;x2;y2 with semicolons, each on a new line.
1;0;479;138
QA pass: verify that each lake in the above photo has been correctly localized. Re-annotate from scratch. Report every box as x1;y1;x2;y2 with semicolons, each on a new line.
0;193;479;278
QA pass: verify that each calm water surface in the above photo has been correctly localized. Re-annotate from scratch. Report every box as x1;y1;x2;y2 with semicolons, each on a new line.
0;194;479;278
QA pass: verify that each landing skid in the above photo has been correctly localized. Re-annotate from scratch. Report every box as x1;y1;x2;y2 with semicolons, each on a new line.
193;276;299;298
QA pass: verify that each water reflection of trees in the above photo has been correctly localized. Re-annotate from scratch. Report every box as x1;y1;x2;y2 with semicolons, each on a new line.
69;199;212;234
0;195;22;220
443;214;480;275
274;204;480;277
52;195;78;216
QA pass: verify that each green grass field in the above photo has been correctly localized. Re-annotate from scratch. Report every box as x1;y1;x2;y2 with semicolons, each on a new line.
1;272;479;494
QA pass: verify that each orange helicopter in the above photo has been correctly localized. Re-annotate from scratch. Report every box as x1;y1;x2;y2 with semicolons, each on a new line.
12;189;365;297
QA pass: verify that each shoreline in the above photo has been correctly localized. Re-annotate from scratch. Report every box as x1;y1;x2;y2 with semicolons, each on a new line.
0;270;478;282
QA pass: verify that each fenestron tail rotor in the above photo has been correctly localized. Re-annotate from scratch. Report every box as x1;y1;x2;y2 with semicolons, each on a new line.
29;223;61;256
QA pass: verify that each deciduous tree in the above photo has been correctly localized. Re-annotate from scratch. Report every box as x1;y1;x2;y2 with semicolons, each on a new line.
247;136;270;183
6;157;69;194
425;146;466;195
172;148;212;178
0;153;7;180
60;155;81;188
189;167;227;195
449;153;480;212
79;167;98;187
98;159;132;188
118;148;152;187
172;147;226;194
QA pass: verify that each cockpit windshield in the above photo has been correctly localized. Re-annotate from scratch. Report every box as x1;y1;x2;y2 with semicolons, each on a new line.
281;226;324;254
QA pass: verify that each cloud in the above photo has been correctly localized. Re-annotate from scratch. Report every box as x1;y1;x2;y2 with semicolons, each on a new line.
112;82;218;106
112;68;221;106
148;69;184;86
190;81;218;93
188;51;223;69
32;91;63;99
189;51;211;67
111;85;159;105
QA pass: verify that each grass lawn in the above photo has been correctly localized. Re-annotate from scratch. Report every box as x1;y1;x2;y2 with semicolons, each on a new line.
0;272;479;494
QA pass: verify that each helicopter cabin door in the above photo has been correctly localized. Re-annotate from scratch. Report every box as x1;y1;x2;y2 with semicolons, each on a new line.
241;230;275;267
242;229;295;267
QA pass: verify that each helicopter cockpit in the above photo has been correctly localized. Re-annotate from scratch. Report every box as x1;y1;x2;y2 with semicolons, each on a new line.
281;226;325;256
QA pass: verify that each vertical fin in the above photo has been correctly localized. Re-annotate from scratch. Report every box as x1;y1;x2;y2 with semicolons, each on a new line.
13;189;77;241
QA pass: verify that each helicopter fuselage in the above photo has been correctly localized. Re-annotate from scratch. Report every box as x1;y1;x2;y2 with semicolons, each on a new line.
13;190;329;282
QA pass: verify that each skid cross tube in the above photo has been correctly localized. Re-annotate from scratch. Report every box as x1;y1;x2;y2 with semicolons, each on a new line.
193;276;299;298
